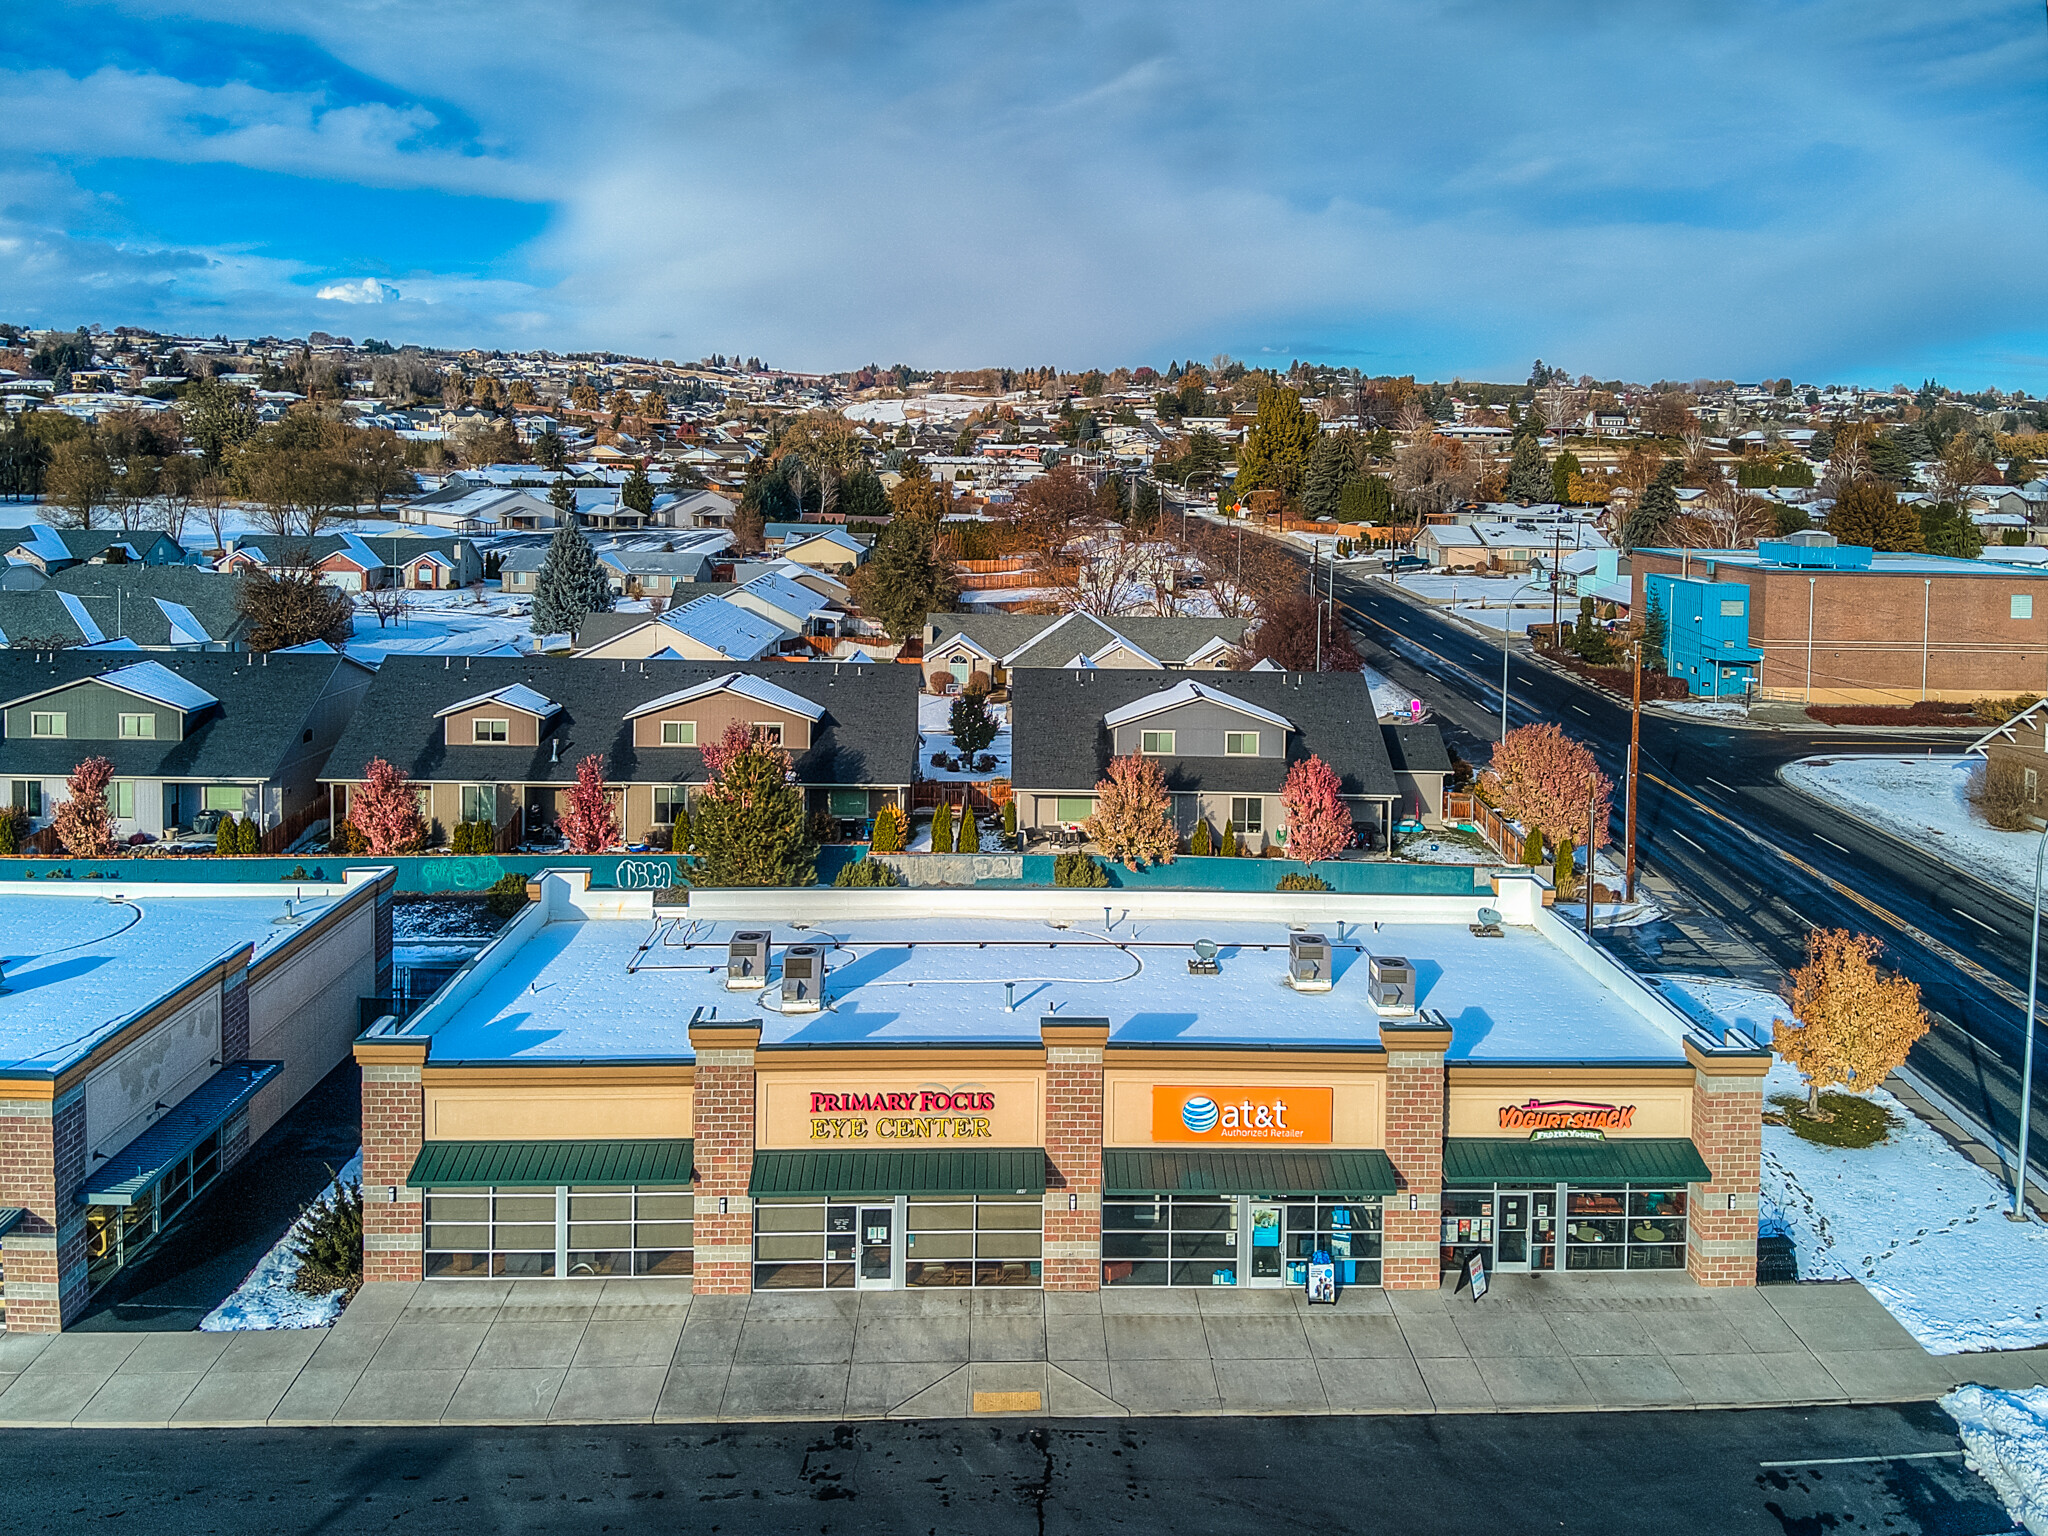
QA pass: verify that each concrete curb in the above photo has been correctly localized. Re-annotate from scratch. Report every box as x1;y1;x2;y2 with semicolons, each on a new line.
1773;769;2018;914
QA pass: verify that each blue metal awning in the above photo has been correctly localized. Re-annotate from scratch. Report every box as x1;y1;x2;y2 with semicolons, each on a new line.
80;1061;280;1207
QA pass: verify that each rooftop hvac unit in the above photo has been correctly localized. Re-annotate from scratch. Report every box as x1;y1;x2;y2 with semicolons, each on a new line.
1367;953;1415;1016
780;944;825;1013
1287;932;1332;992
725;929;771;990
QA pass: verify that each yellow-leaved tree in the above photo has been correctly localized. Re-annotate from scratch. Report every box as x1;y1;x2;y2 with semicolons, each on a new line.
1777;930;1930;1114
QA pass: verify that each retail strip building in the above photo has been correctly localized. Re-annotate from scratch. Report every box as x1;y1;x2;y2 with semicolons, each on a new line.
358;873;1768;1295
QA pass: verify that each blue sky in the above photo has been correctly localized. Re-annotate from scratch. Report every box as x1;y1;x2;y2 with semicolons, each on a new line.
4;2;2046;389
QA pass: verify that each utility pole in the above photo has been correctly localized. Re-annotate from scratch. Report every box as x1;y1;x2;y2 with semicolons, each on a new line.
1586;776;1598;942
1550;526;1562;646
1626;628;1642;903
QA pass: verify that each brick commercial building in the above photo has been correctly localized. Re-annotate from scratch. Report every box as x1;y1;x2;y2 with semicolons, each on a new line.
0;871;393;1331
355;872;1768;1299
1633;538;2048;705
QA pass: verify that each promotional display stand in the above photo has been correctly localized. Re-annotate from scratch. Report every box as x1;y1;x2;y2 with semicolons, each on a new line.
1306;1248;1337;1305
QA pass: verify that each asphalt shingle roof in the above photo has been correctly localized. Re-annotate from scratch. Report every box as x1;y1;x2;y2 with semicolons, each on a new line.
0;651;369;781
1010;669;1397;798
927;612;1249;668
1380;723;1453;776
323;656;917;788
0;566;249;649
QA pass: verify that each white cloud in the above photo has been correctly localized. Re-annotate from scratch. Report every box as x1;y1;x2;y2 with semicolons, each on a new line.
316;277;398;304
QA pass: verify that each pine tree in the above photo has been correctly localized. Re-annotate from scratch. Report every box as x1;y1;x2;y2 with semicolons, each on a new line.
1235;385;1318;501
1555;833;1577;899
870;803;905;853
548;477;577;522
949;688;997;757
1623;460;1682;550
532;520;612;638
1920;501;1982;559
1339;475;1393;524
1190;818;1214;857
1521;827;1544;865
1830;480;1921;552
1505;433;1550;503
621;464;655;518
237;816;261;854
1001;798;1017;847
1221;821;1238;858
849;517;956;641
688;726;818;886
931;801;954;854
1551;449;1582;505
1302;432;1353;521
957;806;980;853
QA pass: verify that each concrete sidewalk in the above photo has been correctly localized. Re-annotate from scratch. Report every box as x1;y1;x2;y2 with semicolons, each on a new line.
0;1274;2038;1428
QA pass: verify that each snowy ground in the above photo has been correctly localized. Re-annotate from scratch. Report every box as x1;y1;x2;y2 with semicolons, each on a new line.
1362;663;1422;720
1783;754;2040;898
1654;974;2048;1355
917;691;1012;781
1656;699;1752;722
1394;827;1496;864
200;1152;362;1331
1943;1386;2048;1534
343;584;535;662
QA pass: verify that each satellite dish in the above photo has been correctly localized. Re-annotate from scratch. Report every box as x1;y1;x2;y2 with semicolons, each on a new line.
1193;939;1219;963
1476;908;1502;927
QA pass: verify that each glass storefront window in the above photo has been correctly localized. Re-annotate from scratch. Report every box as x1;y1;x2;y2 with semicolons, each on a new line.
753;1196;1043;1290
1104;1196;1379;1288
423;1186;694;1280
1443;1184;1688;1274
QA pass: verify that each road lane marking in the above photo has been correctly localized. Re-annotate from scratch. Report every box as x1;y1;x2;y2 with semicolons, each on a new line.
1705;777;1737;795
1572;705;1592;716
1814;835;1851;855
1956;908;1999;935
1671;830;1706;852
1758;1452;1962;1469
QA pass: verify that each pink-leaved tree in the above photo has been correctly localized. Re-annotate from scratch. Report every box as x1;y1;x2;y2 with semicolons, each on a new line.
52;756;117;858
1083;753;1177;870
559;753;620;853
1481;723;1611;850
1280;754;1351;864
350;757;427;854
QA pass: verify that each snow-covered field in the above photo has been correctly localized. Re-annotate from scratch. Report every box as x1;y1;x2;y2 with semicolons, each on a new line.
1783;754;2039;898
344;586;534;662
1655;974;2048;1355
1944;1385;2048;1534
917;691;1012;782
200;1152;362;1331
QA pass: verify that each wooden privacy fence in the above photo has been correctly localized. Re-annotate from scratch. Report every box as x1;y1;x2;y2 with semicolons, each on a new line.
1444;793;1513;858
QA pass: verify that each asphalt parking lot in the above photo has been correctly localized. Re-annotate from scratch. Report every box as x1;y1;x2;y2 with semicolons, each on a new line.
0;1402;2012;1535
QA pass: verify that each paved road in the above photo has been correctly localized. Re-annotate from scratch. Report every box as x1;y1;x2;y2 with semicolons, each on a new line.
1318;561;2048;1195
0;1403;2011;1534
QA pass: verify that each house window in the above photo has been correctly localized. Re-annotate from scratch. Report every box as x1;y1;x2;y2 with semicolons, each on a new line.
111;781;134;820
2029;769;2040;805
29;712;64;738
754;722;784;746
653;785;689;824
119;713;156;739
11;781;41;817
461;785;497;824
661;719;697;746
1231;797;1264;836
1719;600;1743;617
473;718;509;743
202;785;247;813
2016;595;2035;620
1225;731;1259;755
1055;797;1096;824
1140;730;1175;755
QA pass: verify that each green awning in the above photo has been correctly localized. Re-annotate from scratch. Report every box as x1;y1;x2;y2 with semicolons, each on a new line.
750;1149;1046;1199
409;1139;693;1189
1444;1137;1713;1186
1104;1149;1399;1198
82;1061;281;1207
0;1208;24;1239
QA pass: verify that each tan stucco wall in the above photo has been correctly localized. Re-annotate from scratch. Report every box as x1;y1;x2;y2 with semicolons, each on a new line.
424;1079;694;1141
246;898;378;1141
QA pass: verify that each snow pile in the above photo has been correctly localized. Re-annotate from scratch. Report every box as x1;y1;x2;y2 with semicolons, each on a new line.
1362;663;1420;720
200;1152;362;1332
1657;974;2048;1354
1942;1385;2048;1534
1659;700;1750;722
1783;755;2043;897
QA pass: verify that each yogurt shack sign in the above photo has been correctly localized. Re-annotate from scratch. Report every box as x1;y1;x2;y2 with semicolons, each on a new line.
1499;1099;1636;1141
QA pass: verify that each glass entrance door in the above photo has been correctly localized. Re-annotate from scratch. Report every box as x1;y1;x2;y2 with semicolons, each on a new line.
1495;1192;1530;1270
1248;1202;1284;1286
858;1205;894;1288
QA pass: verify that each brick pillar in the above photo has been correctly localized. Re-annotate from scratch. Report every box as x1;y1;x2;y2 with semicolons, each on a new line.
1381;1019;1452;1290
355;1036;427;1283
688;1018;761;1296
221;967;251;1065
0;1084;91;1332
1686;1040;1768;1287
1041;1017;1109;1291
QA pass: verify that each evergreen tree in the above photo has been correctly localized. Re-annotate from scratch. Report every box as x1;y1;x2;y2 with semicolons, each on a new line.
548;478;577;522
1235;385;1318;500
957;805;980;853
848;516;957;641
1551;449;1582;504
621;464;655;518
840;465;890;524
1830;480;1921;552
1302;431;1354;521
533;428;568;471
1919;501;1983;559
1190;818;1213;857
1623;460;1683;550
1220;821;1238;858
532;520;613;638
931;801;954;854
1505;433;1550;503
1866;434;1913;486
688;729;818;887
950;687;998;756
1339;475;1393;524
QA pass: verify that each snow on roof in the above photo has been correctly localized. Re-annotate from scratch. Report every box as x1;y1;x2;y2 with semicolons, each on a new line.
1101;678;1294;731
153;598;213;646
623;669;826;722
96;659;220;711
274;639;338;654
660;595;789;658
736;568;833;619
0;888;346;1074
11;523;70;562
432;682;561;720
55;591;104;643
406;905;1695;1066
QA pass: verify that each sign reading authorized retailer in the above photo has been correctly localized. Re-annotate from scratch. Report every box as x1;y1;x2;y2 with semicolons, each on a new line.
1151;1086;1333;1144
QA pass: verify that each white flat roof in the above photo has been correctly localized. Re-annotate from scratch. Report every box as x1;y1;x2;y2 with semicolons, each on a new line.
0;887;353;1074
410;905;1699;1068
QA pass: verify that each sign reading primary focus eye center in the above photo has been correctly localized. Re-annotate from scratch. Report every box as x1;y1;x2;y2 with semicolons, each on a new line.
1151;1086;1333;1143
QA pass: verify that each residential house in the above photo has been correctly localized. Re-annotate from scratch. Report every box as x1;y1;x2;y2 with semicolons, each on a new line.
922;612;1248;690
402;485;559;533
1970;701;2048;806
0;652;373;848
322;657;916;847
762;523;870;573
598;548;719;599
1381;722;1454;826
1010;671;1407;852
219;533;481;591
725;568;846;642
573;594;788;662
496;546;550;599
0;565;250;650
1;523;187;575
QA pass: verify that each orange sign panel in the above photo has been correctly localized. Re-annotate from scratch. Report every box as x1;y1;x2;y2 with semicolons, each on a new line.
1151;1086;1333;1144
